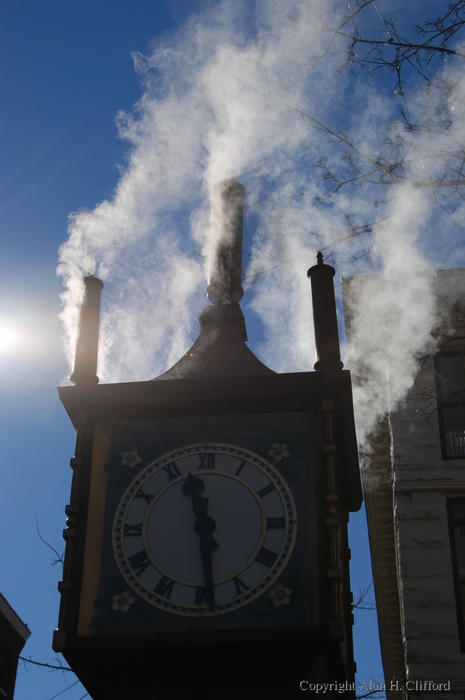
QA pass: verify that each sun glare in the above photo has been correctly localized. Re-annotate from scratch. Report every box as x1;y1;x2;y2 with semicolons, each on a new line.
0;326;18;354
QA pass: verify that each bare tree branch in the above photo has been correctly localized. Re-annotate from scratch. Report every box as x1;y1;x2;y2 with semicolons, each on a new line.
357;688;387;699
353;580;376;611
46;679;86;700
19;656;72;673
34;512;64;566
264;0;465;260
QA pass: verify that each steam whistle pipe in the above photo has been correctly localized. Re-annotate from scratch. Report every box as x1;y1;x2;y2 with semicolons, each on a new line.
206;179;245;305
307;252;343;372
70;275;104;386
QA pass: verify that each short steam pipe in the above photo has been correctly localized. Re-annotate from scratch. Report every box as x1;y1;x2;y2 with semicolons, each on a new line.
308;252;343;373
70;275;104;386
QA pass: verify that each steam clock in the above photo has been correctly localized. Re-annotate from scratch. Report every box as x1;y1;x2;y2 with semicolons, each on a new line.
53;181;362;699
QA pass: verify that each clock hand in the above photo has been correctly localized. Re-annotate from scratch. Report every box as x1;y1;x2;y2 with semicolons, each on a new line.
183;472;219;610
197;518;218;611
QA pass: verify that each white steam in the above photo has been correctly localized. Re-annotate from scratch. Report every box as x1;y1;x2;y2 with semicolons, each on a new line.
342;187;439;449
58;0;463;455
58;0;331;381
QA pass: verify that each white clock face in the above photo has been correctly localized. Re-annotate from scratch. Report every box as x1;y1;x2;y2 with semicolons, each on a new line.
112;442;297;616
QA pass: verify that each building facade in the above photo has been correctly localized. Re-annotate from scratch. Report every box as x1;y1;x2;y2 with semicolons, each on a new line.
0;593;30;700
344;269;465;700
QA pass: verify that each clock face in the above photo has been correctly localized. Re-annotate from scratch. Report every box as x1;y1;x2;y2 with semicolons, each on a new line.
112;442;297;616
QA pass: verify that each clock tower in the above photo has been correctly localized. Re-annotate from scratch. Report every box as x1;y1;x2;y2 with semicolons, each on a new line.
53;181;362;699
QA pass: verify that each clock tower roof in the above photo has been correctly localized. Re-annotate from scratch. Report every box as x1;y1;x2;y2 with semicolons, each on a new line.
153;301;274;380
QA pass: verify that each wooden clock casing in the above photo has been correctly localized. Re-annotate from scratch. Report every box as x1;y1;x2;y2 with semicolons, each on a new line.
54;369;361;699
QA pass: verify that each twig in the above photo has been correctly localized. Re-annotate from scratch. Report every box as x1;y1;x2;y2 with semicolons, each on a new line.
34;512;64;566
19;656;73;672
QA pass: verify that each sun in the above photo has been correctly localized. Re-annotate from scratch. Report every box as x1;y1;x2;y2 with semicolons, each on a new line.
0;326;18;354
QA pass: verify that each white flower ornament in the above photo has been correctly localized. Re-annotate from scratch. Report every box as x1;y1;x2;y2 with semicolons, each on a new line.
121;450;142;469
111;591;135;613
268;443;289;463
269;585;292;607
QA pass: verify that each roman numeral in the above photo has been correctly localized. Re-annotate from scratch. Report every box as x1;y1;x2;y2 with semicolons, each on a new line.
124;522;143;537
162;462;181;481
235;460;247;476
255;547;278;568
233;577;249;596
128;550;152;575
195;586;206;605
199;453;215;469
257;483;276;498
153;575;174;599
134;487;154;504
266;517;286;529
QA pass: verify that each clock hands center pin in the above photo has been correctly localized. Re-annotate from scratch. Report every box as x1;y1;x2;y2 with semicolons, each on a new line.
183;471;219;610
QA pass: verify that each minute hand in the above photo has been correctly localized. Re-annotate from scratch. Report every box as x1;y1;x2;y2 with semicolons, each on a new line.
183;472;219;610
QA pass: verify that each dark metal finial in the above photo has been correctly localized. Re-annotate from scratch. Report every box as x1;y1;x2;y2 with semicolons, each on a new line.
316;251;324;265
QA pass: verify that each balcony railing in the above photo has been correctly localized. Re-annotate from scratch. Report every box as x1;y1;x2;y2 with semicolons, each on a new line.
447;430;465;458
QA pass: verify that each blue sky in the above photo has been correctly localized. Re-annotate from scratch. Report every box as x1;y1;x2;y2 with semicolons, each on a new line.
4;0;462;697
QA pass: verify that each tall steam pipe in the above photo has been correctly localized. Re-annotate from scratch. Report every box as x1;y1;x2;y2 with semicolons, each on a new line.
70;275;104;386
153;178;274;379
206;179;245;305
308;252;343;373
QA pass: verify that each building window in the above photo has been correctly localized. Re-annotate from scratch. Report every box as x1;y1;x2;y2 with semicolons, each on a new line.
436;352;465;459
448;498;465;651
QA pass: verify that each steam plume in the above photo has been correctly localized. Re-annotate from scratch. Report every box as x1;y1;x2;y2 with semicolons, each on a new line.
57;0;463;455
